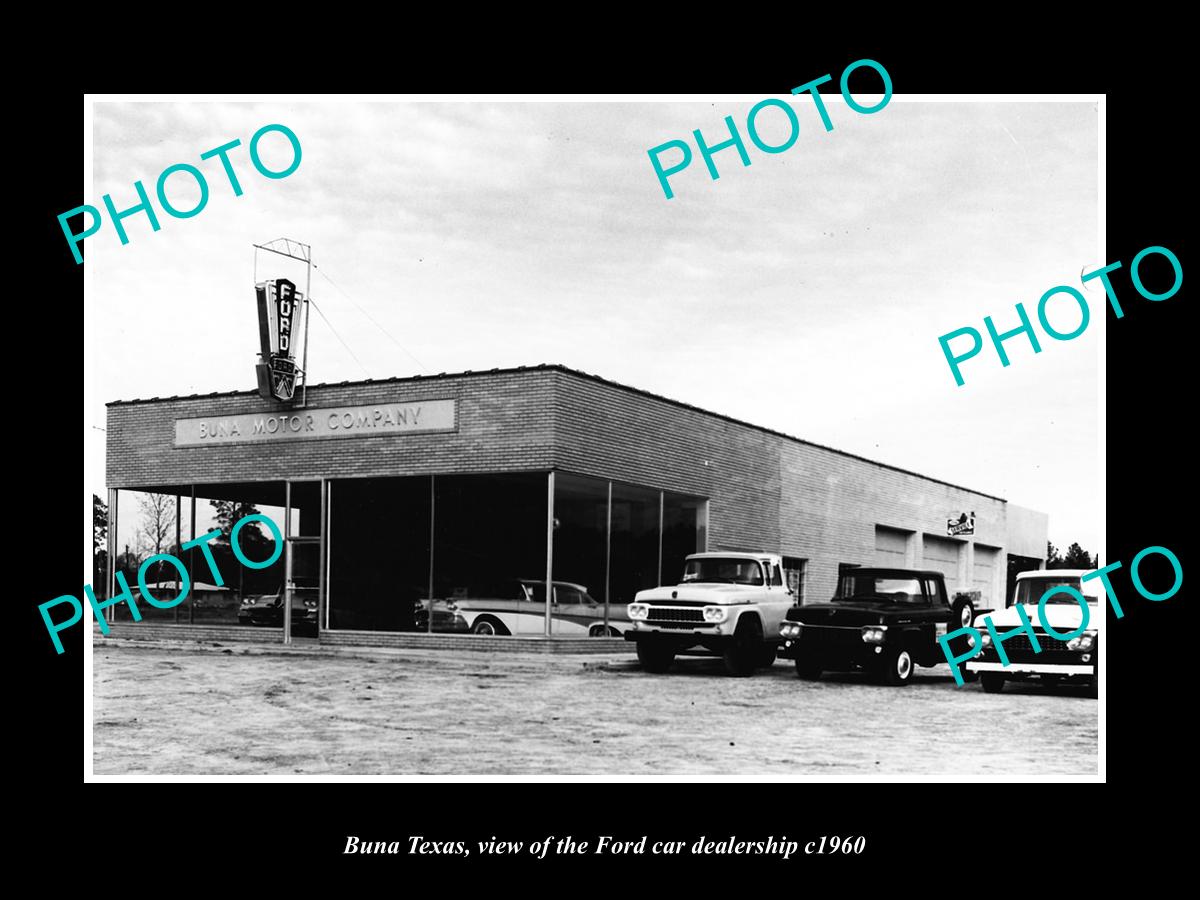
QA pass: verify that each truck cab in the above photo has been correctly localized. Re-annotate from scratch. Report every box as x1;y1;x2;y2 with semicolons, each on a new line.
624;552;794;676
778;568;975;686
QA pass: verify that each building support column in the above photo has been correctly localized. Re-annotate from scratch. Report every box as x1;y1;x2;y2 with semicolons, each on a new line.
544;471;555;636
174;494;182;623
319;478;328;636
657;490;664;586
603;480;612;634
188;485;196;625
283;481;292;645
427;475;435;634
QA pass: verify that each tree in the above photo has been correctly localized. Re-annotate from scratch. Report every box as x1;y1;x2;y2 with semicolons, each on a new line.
209;499;268;545
1046;541;1062;567
137;493;176;584
209;499;271;601
1062;542;1098;569
93;494;108;554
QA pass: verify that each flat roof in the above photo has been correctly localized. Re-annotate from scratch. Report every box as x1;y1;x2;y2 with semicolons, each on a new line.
106;363;1006;503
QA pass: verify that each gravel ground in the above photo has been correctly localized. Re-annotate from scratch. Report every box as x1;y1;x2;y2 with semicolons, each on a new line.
92;640;1098;776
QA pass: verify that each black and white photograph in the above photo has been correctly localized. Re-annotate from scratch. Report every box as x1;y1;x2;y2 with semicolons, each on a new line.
78;92;1113;781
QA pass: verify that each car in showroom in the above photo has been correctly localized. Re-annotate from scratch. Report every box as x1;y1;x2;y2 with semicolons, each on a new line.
624;552;794;676
778;567;975;686
237;580;319;634
966;568;1099;695
415;579;629;636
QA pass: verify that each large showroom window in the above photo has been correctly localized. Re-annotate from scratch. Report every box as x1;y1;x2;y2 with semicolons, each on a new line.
553;476;708;638
106;472;708;640
327;476;431;633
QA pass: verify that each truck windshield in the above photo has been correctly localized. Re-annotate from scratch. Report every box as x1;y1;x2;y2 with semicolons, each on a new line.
1014;578;1095;605
838;575;925;604
682;558;764;585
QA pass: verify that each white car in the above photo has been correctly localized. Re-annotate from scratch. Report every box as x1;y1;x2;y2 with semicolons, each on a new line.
966;569;1100;695
417;579;629;636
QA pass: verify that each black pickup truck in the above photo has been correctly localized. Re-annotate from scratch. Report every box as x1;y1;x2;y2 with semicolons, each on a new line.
777;568;976;686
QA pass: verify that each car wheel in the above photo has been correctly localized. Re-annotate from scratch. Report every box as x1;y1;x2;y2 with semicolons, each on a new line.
881;645;914;686
794;658;822;680
471;616;509;636
637;642;674;674
588;623;619;638
980;673;1006;694
723;615;763;677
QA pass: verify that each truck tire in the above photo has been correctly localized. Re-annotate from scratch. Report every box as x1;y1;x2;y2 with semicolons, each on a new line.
723;615;763;677
950;596;976;631
794;658;822;680
758;644;778;668
637;642;675;674
980;673;1006;693
881;645;914;686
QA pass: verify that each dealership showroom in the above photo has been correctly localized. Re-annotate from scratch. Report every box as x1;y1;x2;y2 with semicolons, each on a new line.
101;364;1048;645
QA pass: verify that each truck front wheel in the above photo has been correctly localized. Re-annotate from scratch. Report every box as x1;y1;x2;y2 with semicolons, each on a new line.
723;616;764;677
980;673;1006;693
637;642;675;674
794;658;822;680
881;646;914;686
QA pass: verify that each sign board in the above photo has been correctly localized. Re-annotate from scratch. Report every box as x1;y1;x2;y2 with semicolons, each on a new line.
255;278;303;401
947;511;976;536
175;399;456;446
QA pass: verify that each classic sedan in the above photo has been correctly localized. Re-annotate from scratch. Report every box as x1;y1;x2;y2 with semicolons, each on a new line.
237;583;318;633
415;579;629;636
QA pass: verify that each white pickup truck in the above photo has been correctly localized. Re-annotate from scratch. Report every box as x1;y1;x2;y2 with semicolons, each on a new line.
623;551;795;676
966;568;1100;695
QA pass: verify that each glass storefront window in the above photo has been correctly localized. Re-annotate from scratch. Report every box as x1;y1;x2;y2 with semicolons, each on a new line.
609;482;662;614
552;474;616;636
328;476;430;632
111;471;708;641
662;491;707;586
431;473;548;635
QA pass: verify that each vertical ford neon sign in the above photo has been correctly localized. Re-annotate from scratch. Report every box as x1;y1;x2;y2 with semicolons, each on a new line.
255;278;303;401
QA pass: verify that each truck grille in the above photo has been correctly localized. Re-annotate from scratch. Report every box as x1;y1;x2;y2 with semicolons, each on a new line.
798;625;863;646
1003;633;1071;653
647;607;706;625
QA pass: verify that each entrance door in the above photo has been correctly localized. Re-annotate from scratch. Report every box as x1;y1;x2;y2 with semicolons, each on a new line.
286;539;321;638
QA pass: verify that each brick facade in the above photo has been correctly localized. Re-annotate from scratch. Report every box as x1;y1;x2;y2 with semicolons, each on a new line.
107;365;1046;611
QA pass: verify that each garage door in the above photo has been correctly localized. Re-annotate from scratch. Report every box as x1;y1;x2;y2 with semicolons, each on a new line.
874;526;909;567
973;545;999;607
922;535;961;588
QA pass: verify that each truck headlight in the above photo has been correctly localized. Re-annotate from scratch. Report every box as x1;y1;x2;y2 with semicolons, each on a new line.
980;632;993;647
1067;631;1096;651
780;622;801;638
703;607;727;623
861;626;887;644
627;603;649;621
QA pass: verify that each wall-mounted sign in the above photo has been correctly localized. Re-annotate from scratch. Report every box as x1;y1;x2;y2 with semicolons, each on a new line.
175;399;456;446
255;278;303;401
947;511;976;536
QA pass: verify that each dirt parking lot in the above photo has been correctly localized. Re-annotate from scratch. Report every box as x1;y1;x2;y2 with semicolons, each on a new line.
92;640;1098;776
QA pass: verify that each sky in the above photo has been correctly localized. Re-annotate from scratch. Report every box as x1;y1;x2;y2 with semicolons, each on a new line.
85;98;1101;555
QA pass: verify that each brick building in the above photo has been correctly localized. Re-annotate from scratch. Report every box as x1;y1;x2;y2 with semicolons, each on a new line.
104;365;1047;646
